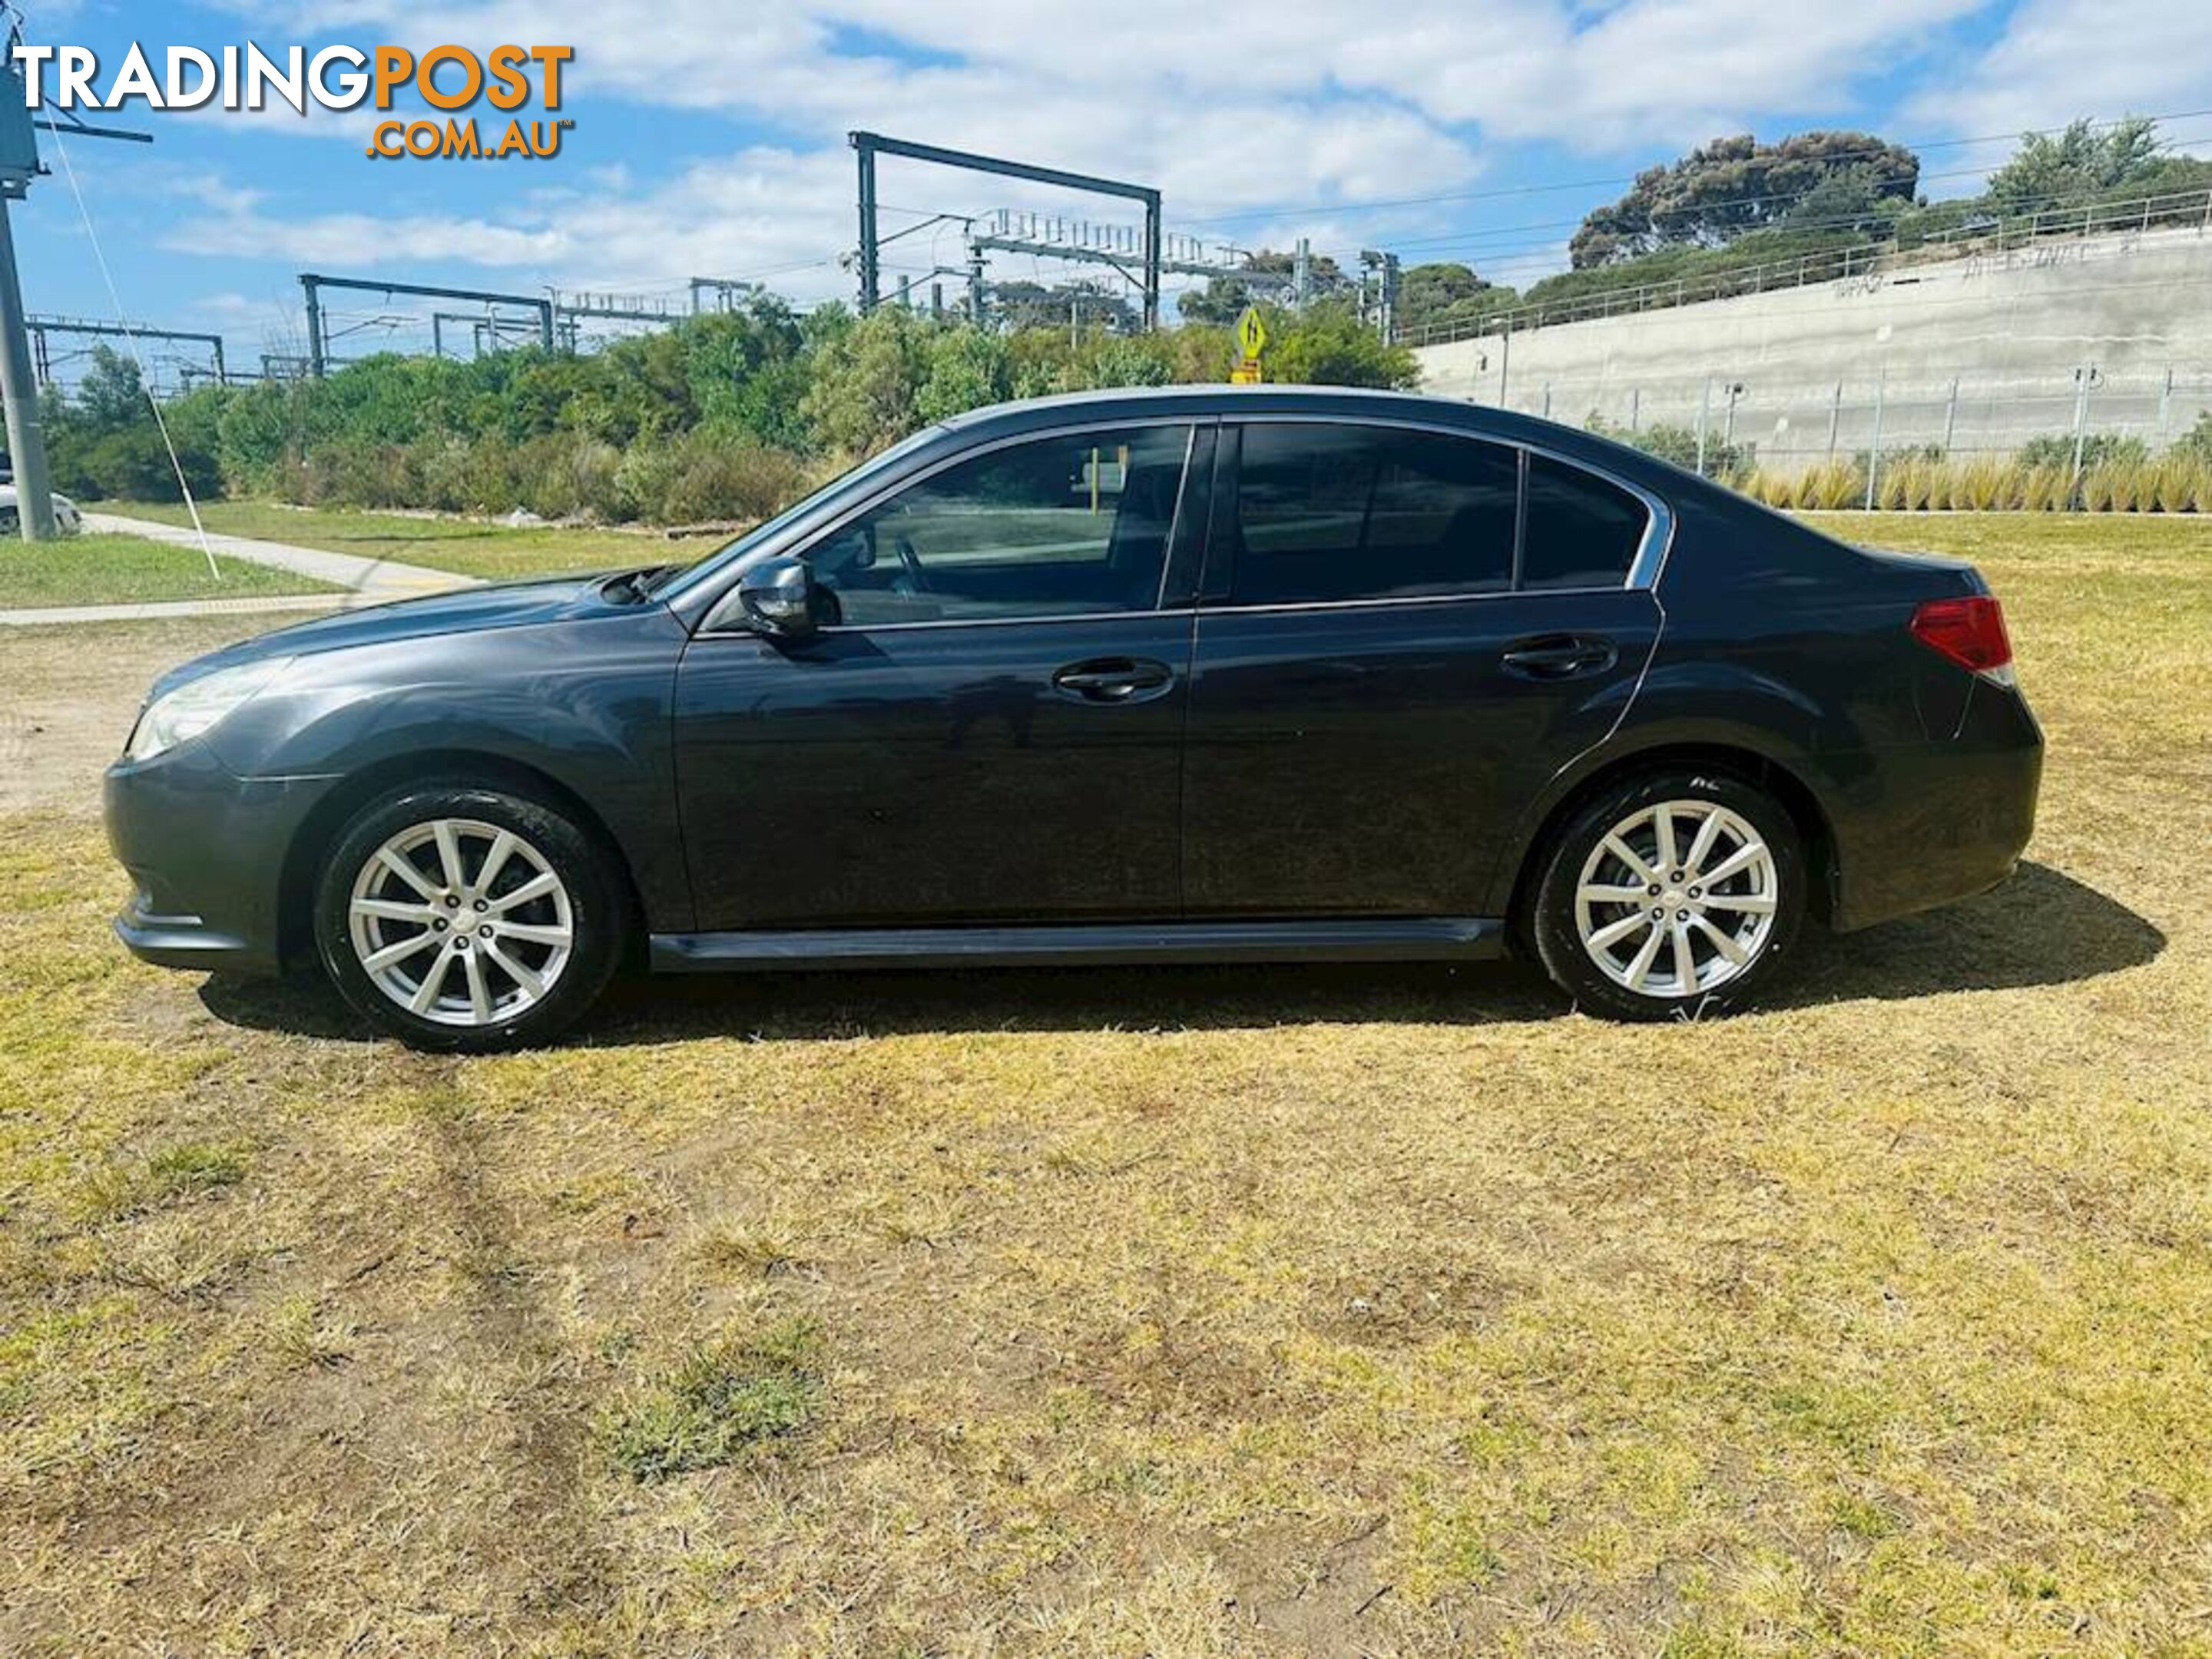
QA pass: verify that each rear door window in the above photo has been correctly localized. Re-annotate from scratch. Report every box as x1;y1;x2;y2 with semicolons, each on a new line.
1229;424;1518;605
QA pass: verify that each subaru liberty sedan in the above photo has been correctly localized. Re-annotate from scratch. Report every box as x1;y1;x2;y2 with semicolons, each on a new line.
106;387;2041;1050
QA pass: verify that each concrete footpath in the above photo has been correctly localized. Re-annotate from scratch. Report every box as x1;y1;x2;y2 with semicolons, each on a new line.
83;511;479;600
0;512;483;628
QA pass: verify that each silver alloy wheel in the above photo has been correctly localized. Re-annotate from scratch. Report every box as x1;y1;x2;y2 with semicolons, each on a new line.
1573;799;1780;1000
346;817;575;1028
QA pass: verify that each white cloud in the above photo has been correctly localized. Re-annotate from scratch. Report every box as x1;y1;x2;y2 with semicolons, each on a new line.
1904;0;2212;137
158;0;2152;311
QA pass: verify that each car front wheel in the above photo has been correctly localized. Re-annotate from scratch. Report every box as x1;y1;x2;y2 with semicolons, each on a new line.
314;783;628;1052
1530;770;1806;1022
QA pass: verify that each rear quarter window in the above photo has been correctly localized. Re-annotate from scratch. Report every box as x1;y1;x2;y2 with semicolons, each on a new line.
1521;454;1650;590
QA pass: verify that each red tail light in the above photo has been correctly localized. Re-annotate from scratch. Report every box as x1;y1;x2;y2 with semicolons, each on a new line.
1910;595;2013;677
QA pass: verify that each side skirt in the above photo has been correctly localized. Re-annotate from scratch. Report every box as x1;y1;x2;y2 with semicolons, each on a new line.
650;916;1506;974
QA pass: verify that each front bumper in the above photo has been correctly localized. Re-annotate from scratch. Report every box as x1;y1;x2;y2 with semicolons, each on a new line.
104;743;336;975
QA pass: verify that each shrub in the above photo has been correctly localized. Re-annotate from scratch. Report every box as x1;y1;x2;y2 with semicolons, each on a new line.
2022;465;2071;511
2151;458;2207;512
2171;412;2212;464
1796;459;1865;510
1957;458;2021;512
614;430;808;525
2017;430;2147;471
1588;416;1752;478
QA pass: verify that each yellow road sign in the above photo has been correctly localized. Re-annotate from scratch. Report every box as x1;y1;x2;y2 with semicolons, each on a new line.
1234;306;1267;359
1230;360;1263;385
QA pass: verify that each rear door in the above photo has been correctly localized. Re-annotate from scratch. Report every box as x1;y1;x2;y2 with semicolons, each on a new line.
674;420;1208;931
1181;422;1664;917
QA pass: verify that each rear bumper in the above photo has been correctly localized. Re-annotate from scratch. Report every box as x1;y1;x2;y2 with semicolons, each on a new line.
1829;677;2044;932
104;744;335;975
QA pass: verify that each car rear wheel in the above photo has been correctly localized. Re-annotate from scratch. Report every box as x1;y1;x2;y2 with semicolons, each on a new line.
1530;770;1806;1022
314;783;627;1052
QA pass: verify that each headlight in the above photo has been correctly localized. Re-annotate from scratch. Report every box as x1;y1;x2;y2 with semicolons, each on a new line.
125;657;294;762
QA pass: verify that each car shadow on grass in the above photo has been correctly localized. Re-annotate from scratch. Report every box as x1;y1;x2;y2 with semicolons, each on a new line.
198;860;2162;1047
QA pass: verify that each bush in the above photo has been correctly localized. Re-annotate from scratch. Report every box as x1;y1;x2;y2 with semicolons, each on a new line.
2017;431;2147;471
614;431;809;525
1587;416;1753;479
2168;412;2212;465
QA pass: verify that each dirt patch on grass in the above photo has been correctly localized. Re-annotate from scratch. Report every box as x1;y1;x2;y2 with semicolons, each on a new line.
0;618;267;812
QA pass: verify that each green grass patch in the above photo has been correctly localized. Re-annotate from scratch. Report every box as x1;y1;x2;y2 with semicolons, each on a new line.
103;500;726;583
604;1317;823;1480
0;532;343;609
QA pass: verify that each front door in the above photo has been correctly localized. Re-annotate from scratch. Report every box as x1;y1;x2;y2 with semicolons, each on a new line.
674;421;1206;931
1182;423;1663;917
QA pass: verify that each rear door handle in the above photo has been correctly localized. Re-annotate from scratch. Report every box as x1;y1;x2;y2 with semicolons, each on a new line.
1501;635;1618;679
1051;657;1175;703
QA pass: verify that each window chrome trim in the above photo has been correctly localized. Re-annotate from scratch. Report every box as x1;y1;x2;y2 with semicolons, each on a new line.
1193;585;1634;622
697;416;1214;638
1217;410;1677;597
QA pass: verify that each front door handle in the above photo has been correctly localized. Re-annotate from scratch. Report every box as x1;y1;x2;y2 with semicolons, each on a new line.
1501;634;1617;679
1051;657;1175;703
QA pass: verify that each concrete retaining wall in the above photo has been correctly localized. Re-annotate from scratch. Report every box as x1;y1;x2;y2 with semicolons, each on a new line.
1411;226;2212;469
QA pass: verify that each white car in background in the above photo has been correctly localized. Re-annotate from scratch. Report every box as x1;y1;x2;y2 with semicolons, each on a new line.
0;485;84;535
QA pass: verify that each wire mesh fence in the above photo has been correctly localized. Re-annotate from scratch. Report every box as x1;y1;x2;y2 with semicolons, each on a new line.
1486;365;2212;476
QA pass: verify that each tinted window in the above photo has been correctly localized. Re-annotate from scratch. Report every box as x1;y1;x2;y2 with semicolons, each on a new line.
809;425;1190;625
1231;425;1517;605
1520;454;1648;589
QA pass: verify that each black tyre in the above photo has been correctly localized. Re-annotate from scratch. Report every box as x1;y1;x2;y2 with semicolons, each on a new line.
1529;770;1806;1022
314;783;628;1052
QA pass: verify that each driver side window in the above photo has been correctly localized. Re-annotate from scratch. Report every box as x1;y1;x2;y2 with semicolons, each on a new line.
807;424;1193;626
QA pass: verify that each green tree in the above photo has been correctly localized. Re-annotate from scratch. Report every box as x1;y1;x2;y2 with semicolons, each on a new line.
1571;131;1919;267
1177;249;1349;323
73;345;150;429
992;280;1137;335
1266;303;1419;390
1986;117;2163;213
1396;262;1512;339
914;327;1017;425
798;308;931;455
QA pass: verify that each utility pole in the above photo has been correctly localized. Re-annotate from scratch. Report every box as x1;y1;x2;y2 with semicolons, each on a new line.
852;131;1163;326
2068;363;2101;508
28;315;228;389
1359;250;1401;342
0;32;154;541
0;201;53;536
302;274;556;374
854;134;879;311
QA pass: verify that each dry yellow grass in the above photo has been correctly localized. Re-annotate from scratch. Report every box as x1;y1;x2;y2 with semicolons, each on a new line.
2;512;2209;1654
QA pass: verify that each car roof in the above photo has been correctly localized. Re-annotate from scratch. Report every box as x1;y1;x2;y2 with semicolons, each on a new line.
940;383;1477;428
935;383;1641;457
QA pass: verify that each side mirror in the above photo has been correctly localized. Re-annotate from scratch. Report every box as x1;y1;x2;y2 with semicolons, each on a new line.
733;556;823;639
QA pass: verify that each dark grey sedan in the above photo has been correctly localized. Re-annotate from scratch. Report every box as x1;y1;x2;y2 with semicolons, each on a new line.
107;387;2041;1049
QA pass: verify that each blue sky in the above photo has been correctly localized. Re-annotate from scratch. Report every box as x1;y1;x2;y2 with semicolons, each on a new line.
13;0;2212;386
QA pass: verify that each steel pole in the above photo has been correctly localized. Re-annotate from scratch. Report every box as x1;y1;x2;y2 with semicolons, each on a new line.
1865;371;1886;511
856;139;879;313
2068;365;2093;509
0;197;58;540
303;275;326;377
1142;193;1161;330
